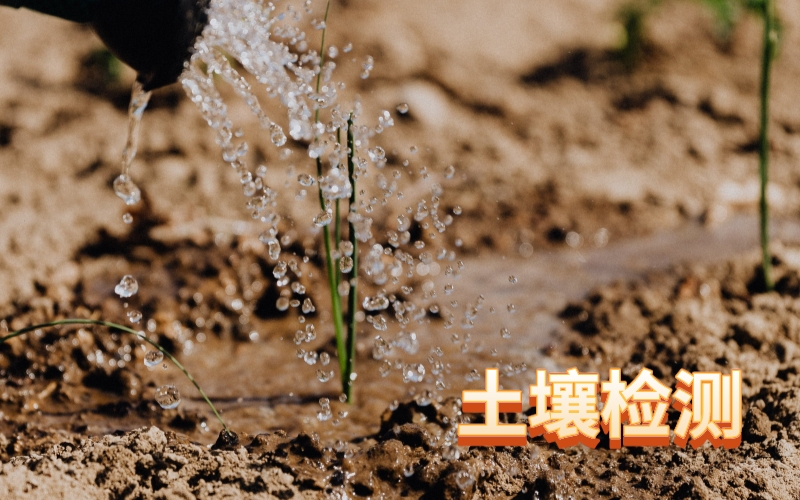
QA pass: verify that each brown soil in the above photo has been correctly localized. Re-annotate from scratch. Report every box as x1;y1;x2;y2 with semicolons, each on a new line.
1;0;800;498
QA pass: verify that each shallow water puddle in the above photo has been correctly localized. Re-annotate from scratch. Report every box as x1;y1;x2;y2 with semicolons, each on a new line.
147;214;800;443
28;214;800;445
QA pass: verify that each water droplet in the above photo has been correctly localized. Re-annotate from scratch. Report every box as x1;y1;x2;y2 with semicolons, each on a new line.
362;55;374;72
267;240;281;260
269;123;286;147
339;240;354;256
396;103;409;114
396;331;419;354
320;168;352;200
444;165;455;179
396;214;410;232
144;350;164;367
298;173;315;186
302;298;315;314
444;284;454;295
507;303;516;314
373;336;391;360
113;174;141;205
127;310;143;324
304;351;318;365
500;327;511;339
343;43;353;53
155;385;181;409
122;213;133;224
566;231;583;248
368;146;385;162
313;210;333;227
242;181;257;197
363;295;390;311
372;315;388;331
403;464;415;477
320;352;330;366
403;363;425;383
339;256;354;273
276;297;290;311
416;389;433;406
509;275;517;284
222;149;237;163
453;206;462;215
273;261;288;279
115;275;139;298
317;369;333;383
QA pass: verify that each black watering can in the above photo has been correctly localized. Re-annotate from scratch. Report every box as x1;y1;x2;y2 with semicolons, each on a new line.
0;0;209;90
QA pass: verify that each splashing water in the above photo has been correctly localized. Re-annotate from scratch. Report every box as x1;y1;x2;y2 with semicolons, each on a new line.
114;81;151;205
403;363;425;383
320;168;352;200
105;0;482;420
363;295;389;311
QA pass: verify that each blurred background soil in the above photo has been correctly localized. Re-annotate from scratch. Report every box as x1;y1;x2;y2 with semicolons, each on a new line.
1;0;800;498
3;0;800;306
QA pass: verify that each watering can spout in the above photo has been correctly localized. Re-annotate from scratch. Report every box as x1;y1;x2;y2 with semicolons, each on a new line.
0;0;209;91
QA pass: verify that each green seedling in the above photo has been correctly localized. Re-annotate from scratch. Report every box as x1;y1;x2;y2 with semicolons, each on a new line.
174;0;459;407
618;0;779;290
3;319;231;434
312;0;359;402
757;0;777;290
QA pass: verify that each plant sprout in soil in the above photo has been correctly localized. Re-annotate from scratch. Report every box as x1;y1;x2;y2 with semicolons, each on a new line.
98;0;467;426
5;0;464;434
177;0;465;411
757;0;777;291
311;0;359;401
619;0;780;290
